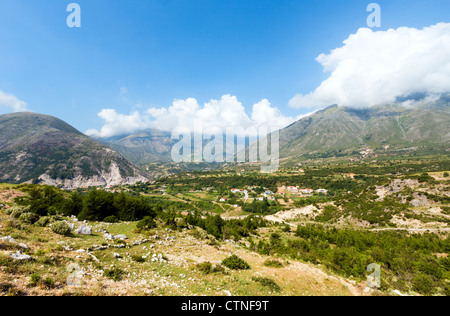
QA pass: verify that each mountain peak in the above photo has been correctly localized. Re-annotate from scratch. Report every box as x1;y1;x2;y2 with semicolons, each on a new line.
0;112;149;188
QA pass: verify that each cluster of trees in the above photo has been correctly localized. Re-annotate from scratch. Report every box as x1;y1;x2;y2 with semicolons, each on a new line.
254;224;450;295
15;185;158;222
157;174;279;194
182;211;266;240
242;198;281;215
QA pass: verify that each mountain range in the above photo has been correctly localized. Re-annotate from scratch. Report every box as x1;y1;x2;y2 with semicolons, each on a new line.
0;98;448;188
98;129;176;165
277;99;450;159
101;98;449;165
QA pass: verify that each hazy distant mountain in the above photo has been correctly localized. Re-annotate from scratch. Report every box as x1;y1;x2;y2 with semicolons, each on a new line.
0;112;149;188
277;98;450;159
98;129;176;164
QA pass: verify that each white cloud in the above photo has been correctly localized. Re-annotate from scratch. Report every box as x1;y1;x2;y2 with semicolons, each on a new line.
85;109;151;138
0;90;28;112
252;99;295;130
289;23;450;109
86;95;299;138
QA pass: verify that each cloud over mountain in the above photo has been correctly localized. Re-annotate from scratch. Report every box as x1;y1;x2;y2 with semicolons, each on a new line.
289;23;450;109
86;95;298;138
0;90;28;113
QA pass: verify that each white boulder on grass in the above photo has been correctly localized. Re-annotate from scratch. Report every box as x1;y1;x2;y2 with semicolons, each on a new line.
74;226;92;235
10;251;32;261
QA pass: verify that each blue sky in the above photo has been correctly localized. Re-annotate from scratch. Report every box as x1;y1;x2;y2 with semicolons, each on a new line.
0;0;449;135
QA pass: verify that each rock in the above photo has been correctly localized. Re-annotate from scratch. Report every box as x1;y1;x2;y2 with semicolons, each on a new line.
104;233;116;240
115;234;127;240
0;236;29;249
113;253;121;259
0;236;17;243
10;251;32;261
391;289;406;296
363;287;373;294
74;225;92;235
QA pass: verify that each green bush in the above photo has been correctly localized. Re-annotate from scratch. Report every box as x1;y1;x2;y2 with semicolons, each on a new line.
263;259;284;268
252;276;281;292
42;277;55;289
136;216;157;230
29;273;41;287
443;172;449;178
413;273;435;295
196;262;213;274
50;221;71;236
212;264;226;274
103;215;119;223
10;206;29;219
35;216;52;227
104;267;125;282
131;254;145;263
19;212;39;224
221;255;250;270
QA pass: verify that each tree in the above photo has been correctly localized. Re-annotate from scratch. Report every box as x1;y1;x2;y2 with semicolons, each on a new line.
78;189;114;221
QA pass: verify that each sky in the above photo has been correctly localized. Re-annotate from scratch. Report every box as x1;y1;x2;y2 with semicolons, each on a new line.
0;0;449;137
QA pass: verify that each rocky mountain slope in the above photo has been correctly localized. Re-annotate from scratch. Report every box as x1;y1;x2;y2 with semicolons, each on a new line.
277;98;450;159
0;112;149;188
98;129;176;165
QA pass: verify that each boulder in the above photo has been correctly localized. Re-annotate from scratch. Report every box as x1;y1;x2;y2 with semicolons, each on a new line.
74;226;92;235
10;251;32;261
0;236;29;249
104;233;115;240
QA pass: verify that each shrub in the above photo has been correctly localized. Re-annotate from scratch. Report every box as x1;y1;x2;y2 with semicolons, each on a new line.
103;215;119;223
5;219;27;231
35;216;52;227
0;255;20;274
42;277;55;289
104;267;125;282
29;273;41;287
444;172;449;178
252;276;281;292
221;255;250;270
0;282;19;296
50;221;71;236
196;261;213;274
136;216;157;230
19;212;39;224
212;264;226;274
10;206;29;219
263;259;284;268
413;273;435;295
131;254;145;263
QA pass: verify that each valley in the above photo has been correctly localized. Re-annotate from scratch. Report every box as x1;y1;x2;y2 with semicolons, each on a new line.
1;156;449;296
